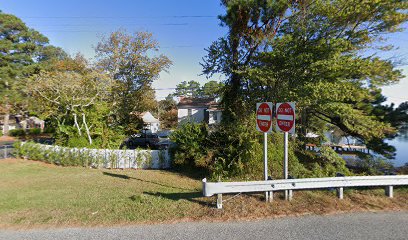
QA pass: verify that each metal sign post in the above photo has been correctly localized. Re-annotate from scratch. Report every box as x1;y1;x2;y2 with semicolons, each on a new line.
276;102;296;201
283;132;289;200
256;102;273;202
264;132;269;201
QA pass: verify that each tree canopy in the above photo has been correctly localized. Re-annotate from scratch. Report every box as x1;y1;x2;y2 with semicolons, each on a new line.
0;12;65;134
202;0;408;158
95;30;172;133
172;80;224;98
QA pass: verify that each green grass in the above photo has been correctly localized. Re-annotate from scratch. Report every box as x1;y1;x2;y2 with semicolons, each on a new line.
0;159;407;227
0;159;209;226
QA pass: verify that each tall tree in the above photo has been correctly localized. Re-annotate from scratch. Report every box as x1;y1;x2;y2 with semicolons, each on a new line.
202;0;408;157
0;12;60;134
173;80;223;98
173;80;202;97
201;80;224;98
158;95;178;129
95;30;172;134
28;55;112;145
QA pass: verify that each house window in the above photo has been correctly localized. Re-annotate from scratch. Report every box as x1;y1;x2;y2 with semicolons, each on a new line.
188;109;192;117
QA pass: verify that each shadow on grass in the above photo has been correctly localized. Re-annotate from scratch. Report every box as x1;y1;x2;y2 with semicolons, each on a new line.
103;171;131;179
102;171;193;191
166;169;207;181
142;191;214;207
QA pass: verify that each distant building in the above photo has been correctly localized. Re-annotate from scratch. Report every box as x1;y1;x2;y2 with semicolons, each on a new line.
20;117;45;131
177;97;222;125
139;112;160;133
1;115;45;134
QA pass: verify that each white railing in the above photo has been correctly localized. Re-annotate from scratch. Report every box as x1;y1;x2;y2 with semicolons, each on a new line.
202;175;408;209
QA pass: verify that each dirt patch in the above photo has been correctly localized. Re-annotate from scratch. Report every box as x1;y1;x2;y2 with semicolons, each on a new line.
0;158;57;168
0;136;16;142
0;158;22;163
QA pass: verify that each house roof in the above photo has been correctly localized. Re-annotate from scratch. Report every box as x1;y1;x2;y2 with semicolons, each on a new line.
177;97;219;109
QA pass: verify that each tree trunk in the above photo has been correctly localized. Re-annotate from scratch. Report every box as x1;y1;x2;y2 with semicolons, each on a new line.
3;113;10;136
82;113;92;145
73;113;82;136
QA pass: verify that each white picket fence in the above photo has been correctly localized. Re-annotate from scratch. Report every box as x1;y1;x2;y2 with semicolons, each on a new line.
19;143;171;169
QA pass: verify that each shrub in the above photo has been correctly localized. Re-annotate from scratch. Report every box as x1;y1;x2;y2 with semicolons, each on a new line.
208;117;309;180
352;154;394;175
170;114;352;181
43;127;55;134
170;122;209;169
13;141;23;158
28;128;41;135
67;136;90;148
9;129;26;136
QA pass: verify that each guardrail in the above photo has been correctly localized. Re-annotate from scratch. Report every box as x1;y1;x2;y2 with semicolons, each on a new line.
202;175;408;209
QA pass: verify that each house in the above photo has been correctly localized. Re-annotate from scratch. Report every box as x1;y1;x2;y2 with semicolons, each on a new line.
139;112;160;133
20;116;45;131
1;115;45;134
177;97;222;125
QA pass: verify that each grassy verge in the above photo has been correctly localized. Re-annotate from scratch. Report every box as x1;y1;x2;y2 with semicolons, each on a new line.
0;158;407;228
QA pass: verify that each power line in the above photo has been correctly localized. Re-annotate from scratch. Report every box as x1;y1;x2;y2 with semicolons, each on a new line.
29;23;190;27
21;15;218;19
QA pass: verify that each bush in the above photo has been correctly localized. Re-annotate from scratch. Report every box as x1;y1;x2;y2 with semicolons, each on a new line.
295;146;352;177
170;122;210;169
208;117;309;180
351;154;394;175
43;127;55;134
9;129;26;136
67;136;90;148
170;114;352;181
28;128;42;135
170;116;310;181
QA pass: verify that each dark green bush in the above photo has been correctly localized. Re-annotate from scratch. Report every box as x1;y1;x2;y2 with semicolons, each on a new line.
9;129;26;136
208;116;309;180
28;128;42;135
170;114;352;181
43;127;55;134
67;136;90;148
170;122;210;169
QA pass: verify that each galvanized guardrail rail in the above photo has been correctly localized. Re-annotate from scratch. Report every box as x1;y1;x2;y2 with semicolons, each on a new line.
202;175;408;209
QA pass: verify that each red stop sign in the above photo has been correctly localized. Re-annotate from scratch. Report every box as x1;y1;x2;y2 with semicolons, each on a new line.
256;102;272;133
276;102;295;133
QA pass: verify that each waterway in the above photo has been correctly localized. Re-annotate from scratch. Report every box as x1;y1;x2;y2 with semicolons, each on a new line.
387;131;408;167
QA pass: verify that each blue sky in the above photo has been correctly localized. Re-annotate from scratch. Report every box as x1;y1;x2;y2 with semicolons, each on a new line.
1;0;407;104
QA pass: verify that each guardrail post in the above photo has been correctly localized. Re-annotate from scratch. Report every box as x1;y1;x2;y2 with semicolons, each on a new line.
267;176;273;202
336;172;344;200
336;187;344;199
288;189;293;201
385;186;393;198
217;194;223;209
288;175;294;201
268;191;273;202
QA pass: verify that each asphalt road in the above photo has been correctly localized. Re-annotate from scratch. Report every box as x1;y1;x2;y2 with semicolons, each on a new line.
1;212;407;240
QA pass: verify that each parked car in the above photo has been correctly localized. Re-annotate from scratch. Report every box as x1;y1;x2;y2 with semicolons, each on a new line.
157;130;173;140
120;132;171;150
